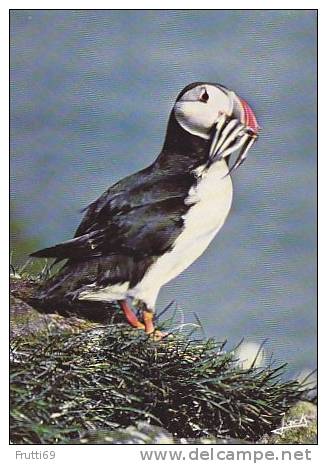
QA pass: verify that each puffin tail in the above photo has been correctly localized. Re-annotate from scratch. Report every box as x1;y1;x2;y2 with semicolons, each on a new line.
30;233;102;261
30;240;77;260
30;236;87;260
30;243;66;259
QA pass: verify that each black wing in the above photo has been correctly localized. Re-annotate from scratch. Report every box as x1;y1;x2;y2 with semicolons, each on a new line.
31;166;194;262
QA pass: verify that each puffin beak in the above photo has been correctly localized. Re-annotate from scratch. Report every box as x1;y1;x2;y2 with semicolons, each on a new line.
208;92;260;174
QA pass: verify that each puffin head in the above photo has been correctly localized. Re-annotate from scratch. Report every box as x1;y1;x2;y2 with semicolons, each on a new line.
173;82;260;173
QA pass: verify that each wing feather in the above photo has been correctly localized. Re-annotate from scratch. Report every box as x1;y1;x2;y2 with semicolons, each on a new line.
31;167;194;262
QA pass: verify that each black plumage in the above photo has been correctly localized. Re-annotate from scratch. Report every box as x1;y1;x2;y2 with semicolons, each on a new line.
31;102;210;308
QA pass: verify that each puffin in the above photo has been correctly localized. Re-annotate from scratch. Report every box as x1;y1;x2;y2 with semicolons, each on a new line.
31;82;259;338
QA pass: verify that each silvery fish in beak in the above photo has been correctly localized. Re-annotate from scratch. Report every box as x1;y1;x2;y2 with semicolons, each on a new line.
31;82;260;339
174;83;259;174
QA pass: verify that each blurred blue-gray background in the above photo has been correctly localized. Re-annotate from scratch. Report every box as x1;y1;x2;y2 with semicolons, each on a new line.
10;10;317;377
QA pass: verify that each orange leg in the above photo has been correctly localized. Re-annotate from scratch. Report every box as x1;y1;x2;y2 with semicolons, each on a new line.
120;300;145;329
143;309;168;340
143;310;155;334
120;300;168;340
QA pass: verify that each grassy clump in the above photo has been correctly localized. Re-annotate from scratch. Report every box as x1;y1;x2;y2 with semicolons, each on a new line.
10;323;304;444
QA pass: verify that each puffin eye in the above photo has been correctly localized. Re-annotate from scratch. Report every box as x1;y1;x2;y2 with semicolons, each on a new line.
200;89;209;103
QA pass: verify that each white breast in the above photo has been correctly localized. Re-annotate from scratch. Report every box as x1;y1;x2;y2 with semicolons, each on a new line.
130;160;233;308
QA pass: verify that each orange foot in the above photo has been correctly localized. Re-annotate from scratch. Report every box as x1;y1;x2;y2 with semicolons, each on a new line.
119;300;168;340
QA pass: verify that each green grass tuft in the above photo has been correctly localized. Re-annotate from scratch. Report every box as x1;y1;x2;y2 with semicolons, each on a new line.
10;323;305;444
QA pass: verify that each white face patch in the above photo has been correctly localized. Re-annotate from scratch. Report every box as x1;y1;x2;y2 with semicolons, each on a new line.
174;85;233;139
